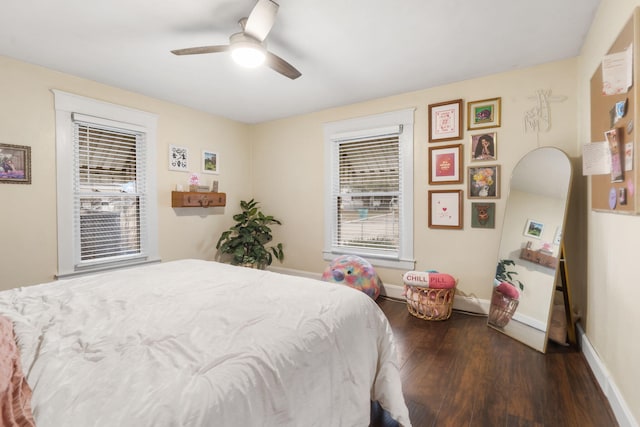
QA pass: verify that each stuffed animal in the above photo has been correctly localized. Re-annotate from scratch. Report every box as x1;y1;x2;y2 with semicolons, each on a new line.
321;255;380;300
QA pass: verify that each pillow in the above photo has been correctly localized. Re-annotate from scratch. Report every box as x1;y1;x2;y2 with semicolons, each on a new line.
402;271;456;289
0;315;35;427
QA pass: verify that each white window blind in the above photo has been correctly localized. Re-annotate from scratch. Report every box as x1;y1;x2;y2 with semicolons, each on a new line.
331;133;401;254
323;108;415;270
54;90;159;277
73;119;148;267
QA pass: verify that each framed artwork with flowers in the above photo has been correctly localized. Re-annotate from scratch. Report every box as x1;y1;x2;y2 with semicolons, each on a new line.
468;165;500;198
428;189;463;229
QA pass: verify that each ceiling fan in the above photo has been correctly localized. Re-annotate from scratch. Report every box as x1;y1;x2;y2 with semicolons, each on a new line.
171;0;301;80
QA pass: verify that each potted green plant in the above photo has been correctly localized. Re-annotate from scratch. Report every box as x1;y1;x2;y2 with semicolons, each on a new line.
489;259;524;328
494;259;524;291
216;199;284;269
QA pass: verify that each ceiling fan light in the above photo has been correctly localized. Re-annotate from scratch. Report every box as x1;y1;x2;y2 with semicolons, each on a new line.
231;45;266;68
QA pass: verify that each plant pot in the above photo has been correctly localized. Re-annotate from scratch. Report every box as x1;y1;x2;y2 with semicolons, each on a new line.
488;288;519;328
241;262;260;269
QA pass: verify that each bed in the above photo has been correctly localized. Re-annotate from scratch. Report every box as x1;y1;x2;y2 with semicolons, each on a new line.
0;259;411;427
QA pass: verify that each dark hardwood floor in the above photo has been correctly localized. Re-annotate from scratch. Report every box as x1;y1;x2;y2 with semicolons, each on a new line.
376;297;618;427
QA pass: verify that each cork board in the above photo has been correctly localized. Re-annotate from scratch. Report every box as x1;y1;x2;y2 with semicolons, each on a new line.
590;9;640;214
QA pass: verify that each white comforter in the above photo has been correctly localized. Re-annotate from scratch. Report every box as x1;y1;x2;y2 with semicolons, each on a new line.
0;260;410;427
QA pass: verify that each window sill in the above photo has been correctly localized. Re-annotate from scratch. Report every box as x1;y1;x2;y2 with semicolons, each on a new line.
56;258;161;280
322;251;415;270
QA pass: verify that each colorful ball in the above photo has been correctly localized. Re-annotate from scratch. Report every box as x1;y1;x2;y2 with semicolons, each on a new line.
321;255;380;300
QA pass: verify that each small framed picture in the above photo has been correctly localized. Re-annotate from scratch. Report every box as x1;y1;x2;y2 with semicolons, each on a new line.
553;226;562;245
470;132;497;161
428;99;463;142
471;202;496;229
524;219;544;239
467;97;501;130
468;165;500;198
428;190;463;229
202;150;219;174
0;143;31;184
428;144;463;184
169;145;189;171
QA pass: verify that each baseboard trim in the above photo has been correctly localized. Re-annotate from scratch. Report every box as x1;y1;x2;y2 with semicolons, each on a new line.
577;323;638;427
381;283;405;300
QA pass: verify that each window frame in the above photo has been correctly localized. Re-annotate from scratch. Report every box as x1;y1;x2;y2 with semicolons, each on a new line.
53;90;159;277
323;108;415;270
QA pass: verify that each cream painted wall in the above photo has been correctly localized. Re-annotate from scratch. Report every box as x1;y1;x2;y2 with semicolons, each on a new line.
251;59;579;309
0;56;253;290
578;0;640;424
2;13;635;422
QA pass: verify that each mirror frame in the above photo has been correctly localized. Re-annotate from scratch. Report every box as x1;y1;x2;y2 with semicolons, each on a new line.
487;147;573;352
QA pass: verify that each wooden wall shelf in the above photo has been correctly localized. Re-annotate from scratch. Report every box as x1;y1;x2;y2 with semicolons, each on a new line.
171;191;226;208
519;248;558;269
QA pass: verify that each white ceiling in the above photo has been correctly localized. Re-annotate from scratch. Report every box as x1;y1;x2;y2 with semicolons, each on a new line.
1;0;600;124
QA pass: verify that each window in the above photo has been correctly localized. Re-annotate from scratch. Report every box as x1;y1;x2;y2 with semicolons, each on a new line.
53;90;159;277
323;109;415;270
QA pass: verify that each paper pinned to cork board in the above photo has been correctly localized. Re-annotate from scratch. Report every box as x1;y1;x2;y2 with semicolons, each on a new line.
602;44;633;95
582;140;634;177
582;141;610;176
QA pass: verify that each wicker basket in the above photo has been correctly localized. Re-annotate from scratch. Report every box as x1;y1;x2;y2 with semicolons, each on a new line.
487;288;519;328
404;285;456;321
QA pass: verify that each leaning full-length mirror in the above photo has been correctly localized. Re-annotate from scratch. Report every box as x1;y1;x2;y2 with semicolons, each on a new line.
488;147;572;352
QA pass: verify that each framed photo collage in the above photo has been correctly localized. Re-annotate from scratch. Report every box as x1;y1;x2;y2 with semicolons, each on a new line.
427;97;502;229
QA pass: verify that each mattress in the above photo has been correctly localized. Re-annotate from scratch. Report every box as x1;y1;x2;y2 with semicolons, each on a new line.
0;259;410;426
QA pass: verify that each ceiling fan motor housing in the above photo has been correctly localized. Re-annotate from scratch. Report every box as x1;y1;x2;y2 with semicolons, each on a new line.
229;32;266;67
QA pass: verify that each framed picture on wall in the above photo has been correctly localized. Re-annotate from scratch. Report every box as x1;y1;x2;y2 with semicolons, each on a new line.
468;165;500;198
428;144;463;184
470;132;497;161
471;202;496;228
428;190;463;229
169;145;189;171
0;143;31;184
202;150;219;174
467;97;501;130
524;219;544;239
428;99;463;142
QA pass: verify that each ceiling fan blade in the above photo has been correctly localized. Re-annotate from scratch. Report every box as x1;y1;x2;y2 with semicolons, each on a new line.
171;45;229;55
266;51;301;80
244;0;279;42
